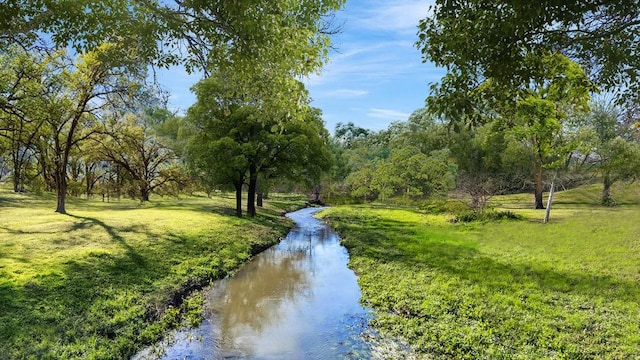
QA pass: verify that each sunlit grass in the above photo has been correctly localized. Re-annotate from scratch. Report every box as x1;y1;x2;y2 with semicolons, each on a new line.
0;186;305;359
320;182;640;358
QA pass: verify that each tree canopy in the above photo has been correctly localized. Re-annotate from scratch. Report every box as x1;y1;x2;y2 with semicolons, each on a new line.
418;0;640;100
185;74;332;217
1;1;344;76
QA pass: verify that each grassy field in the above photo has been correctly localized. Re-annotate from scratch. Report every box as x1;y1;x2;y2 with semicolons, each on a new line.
0;187;306;359
320;183;640;359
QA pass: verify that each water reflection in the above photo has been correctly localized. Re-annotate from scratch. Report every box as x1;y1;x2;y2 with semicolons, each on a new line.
141;207;372;360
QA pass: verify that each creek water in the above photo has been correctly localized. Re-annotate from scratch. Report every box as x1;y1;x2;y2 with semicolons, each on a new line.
137;207;373;359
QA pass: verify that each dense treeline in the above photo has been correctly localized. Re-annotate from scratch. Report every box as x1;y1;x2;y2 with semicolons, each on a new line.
2;45;640;217
0;45;333;217
322;97;640;210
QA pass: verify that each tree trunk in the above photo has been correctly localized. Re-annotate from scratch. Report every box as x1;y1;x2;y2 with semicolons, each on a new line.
602;171;614;206
140;187;150;202
85;162;92;199
55;169;67;214
257;179;263;207
543;180;555;223
246;163;258;217
247;178;257;217
533;160;544;209
234;182;242;218
12;166;21;193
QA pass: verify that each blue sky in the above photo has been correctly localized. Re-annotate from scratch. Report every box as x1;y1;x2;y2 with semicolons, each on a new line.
158;0;445;134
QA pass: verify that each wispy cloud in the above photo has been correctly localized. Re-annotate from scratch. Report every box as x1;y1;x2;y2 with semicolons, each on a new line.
323;89;369;98
351;0;433;34
368;108;411;120
306;40;423;88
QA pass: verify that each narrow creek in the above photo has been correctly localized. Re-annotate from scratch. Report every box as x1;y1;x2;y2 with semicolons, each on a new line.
137;207;374;359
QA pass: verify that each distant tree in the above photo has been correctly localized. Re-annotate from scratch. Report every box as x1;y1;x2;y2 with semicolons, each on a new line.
448;122;522;210
345;165;377;202
0;46;49;193
388;108;448;155
95;109;177;202
581;100;640;205
334;122;370;149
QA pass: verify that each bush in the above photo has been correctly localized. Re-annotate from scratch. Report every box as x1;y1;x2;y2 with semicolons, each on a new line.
418;199;469;214
451;209;522;223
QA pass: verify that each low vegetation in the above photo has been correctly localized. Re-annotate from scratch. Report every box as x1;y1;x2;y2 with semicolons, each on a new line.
320;183;640;358
0;186;305;359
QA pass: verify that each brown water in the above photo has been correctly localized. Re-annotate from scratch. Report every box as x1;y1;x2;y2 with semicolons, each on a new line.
136;207;373;359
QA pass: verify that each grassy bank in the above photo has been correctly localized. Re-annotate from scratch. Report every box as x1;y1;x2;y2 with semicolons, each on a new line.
320;183;640;359
0;187;305;359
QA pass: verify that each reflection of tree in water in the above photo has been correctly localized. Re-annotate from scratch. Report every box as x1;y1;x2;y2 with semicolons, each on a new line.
207;245;313;347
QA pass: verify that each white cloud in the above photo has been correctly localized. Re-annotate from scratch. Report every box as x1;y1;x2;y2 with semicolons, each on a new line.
323;89;369;97
351;0;433;34
305;40;423;89
368;108;411;120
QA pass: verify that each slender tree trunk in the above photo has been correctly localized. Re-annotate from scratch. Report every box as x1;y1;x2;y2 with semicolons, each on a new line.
602;171;613;206
11;146;24;192
256;178;263;207
85;162;92;199
543;180;555;223
247;167;257;217
234;182;242;218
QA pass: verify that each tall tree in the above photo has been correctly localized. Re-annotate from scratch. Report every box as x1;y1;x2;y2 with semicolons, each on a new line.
504;54;593;209
0;46;49;192
185;101;252;217
185;75;331;217
37;44;145;213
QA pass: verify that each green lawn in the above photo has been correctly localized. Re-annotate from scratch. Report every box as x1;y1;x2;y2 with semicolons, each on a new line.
320;183;640;359
0;187;304;359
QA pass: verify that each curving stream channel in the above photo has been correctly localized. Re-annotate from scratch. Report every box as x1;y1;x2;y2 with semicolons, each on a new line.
136;207;374;359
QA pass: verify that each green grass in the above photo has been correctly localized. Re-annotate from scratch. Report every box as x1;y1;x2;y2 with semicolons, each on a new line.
320;183;640;359
0;187;306;359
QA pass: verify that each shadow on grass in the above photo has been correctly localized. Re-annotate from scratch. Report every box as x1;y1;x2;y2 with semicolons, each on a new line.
335;214;640;304
0;202;294;358
67;213;146;266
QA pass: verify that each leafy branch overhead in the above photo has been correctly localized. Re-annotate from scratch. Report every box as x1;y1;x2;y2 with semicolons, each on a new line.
418;0;640;100
0;0;344;76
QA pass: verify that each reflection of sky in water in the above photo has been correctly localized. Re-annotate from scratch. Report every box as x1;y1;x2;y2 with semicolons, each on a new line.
139;207;372;360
